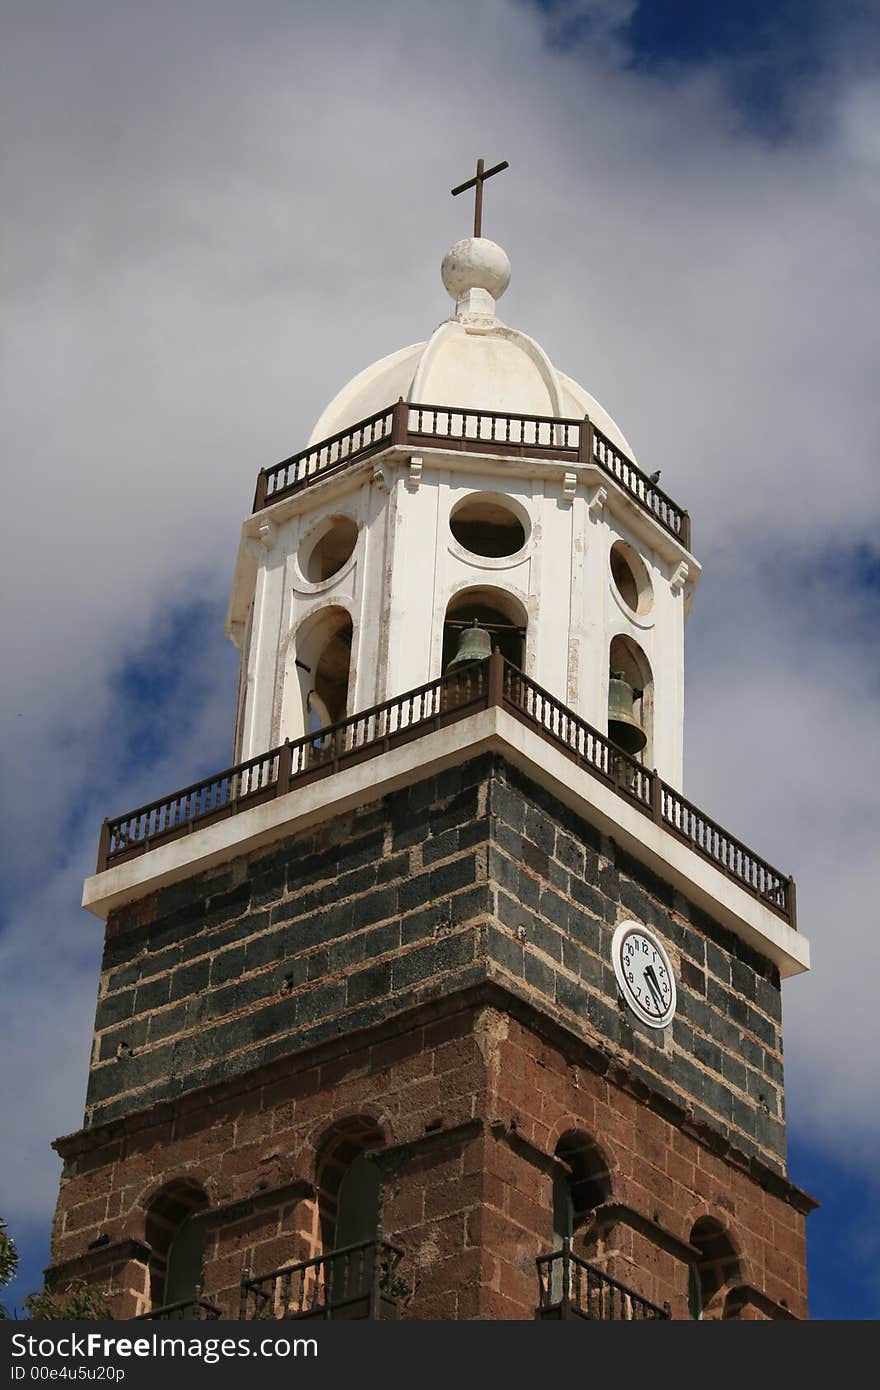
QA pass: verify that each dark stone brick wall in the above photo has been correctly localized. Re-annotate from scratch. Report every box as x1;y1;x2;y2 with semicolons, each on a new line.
87;754;787;1169
484;763;786;1169
88;758;495;1127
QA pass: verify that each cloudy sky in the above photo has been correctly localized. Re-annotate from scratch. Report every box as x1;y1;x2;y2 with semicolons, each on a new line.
1;0;878;1318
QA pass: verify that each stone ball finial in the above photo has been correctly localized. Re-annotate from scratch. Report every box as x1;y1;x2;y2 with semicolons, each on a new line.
441;237;511;304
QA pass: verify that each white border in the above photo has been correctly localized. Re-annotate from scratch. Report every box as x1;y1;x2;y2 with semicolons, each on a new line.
611;919;677;1029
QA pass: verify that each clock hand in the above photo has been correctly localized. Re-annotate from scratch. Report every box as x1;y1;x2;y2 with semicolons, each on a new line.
644;965;664;1013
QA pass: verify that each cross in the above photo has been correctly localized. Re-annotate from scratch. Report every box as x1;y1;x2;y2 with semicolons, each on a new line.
451;157;509;238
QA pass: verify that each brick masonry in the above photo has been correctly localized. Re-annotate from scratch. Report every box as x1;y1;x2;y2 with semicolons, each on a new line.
50;993;810;1320
48;752;812;1319
86;756;787;1171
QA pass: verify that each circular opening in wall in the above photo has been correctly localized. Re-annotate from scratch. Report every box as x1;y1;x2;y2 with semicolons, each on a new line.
302;517;358;583
449;493;527;558
610;541;652;615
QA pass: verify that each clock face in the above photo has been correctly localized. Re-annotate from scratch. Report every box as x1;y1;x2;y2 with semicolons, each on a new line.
611;921;676;1029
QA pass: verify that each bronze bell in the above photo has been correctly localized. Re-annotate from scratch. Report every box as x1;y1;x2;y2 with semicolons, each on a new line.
608;671;647;755
447;619;493;671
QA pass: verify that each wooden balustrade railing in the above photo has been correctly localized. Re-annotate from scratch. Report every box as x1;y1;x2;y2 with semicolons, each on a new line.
589;421;689;547
404;401;581;456
239;1239;404;1321
659;784;792;914
536;1240;670;1320
254;404;398;510
499;663;793;919
501;662;656;812
99;662;490;871
253;400;691;549
97;653;794;928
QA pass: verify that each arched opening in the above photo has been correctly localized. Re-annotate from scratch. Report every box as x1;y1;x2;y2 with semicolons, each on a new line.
552;1131;612;1246
313;618;352;727
313;1118;386;1311
449;492;527;558
688;1217;741;1320
442;586;527;672
301;516;359;584
288;606;354;743
549;1132;612;1305
315;1117;385;1254
610;540;653;615
144;1180;209;1312
608;634;653;764
335;1155;382;1249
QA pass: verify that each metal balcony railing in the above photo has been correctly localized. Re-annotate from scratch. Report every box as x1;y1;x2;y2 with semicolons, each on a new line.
536;1240;670;1320
239;1239;405;1321
135;1297;222;1320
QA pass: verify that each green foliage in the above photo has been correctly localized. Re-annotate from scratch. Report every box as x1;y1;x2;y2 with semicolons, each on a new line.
0;1217;20;1318
23;1280;114;1321
1;1217;113;1320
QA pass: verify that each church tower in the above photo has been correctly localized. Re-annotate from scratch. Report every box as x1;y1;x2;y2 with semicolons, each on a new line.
47;169;814;1321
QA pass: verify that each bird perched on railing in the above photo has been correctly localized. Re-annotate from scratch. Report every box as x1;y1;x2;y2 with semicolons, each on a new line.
648;469;661;484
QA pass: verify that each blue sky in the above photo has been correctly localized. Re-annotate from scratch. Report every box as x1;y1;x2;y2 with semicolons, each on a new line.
1;0;878;1319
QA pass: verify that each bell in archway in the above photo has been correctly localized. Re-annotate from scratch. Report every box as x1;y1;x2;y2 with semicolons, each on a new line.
447;619;493;671
608;671;647;755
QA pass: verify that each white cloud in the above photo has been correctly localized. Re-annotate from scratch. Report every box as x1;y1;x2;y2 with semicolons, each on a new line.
1;0;878;1240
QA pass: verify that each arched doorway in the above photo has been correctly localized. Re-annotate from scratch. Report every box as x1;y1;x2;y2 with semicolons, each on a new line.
551;1131;612;1247
550;1132;612;1305
313;1118;386;1312
144;1180;209;1312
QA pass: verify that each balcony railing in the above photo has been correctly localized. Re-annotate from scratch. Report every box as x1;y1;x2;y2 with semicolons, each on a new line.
98;660;489;872
252;400;691;550
96;652;795;928
134;1297;222;1320
239;1239;404;1321
536;1241;670;1320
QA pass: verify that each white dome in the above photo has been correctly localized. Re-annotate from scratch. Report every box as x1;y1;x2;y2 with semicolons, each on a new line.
308;237;636;460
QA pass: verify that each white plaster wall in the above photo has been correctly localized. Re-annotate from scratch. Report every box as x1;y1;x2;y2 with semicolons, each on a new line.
383;468;439;701
232;449;689;789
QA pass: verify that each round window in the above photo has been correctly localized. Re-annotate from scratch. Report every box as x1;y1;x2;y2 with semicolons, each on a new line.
610;541;652;615
302;517;358;584
450;494;527;559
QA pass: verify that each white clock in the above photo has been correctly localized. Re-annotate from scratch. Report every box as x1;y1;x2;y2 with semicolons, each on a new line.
611;920;676;1028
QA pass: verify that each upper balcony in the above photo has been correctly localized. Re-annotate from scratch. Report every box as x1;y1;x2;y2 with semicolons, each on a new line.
251;400;692;554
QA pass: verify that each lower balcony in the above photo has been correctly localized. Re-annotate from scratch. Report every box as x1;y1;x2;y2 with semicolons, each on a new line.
135;1297;222;1321
536;1241;670;1320
239;1239;405;1321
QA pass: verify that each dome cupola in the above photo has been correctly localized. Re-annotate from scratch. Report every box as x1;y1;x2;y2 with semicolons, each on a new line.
308;235;636;460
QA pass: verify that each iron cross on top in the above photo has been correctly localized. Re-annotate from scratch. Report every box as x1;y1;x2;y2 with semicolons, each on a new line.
451;157;509;238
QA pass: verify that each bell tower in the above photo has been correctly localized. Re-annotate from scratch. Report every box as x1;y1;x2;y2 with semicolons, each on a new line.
230;229;691;786
47;178;814;1322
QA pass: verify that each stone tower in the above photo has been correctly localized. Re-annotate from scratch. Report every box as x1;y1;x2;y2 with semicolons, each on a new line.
47;222;814;1322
